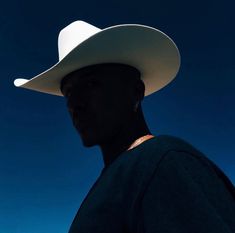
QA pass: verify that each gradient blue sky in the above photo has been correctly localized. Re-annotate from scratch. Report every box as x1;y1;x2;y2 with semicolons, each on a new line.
0;0;234;232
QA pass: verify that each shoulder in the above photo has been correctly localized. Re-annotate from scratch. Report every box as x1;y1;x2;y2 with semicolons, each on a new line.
127;134;209;171
148;134;205;156
126;135;234;201
140;149;235;233
104;135;210;192
149;135;234;194
104;134;209;180
142;136;226;192
102;134;231;196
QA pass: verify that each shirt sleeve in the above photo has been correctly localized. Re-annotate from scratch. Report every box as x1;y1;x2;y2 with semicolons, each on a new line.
140;150;235;233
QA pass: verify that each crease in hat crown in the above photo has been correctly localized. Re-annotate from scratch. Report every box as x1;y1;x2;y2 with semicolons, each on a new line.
13;20;181;96
58;21;101;60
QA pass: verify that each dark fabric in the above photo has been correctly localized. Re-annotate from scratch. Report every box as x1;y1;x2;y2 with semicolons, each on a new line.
68;135;235;233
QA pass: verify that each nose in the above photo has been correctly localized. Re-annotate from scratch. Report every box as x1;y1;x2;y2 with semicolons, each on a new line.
67;99;85;111
67;101;86;119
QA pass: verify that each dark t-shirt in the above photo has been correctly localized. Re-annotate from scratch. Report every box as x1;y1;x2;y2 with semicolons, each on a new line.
68;135;235;233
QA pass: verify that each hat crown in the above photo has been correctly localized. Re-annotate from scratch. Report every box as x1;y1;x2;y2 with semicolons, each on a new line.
58;20;101;61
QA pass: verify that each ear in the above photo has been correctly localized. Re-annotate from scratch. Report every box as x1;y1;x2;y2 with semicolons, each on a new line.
127;78;145;105
135;78;145;101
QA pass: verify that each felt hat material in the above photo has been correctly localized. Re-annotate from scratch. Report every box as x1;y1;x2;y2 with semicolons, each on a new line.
14;20;180;96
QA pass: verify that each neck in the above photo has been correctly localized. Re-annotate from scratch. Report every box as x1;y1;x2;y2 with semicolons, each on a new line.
99;108;152;168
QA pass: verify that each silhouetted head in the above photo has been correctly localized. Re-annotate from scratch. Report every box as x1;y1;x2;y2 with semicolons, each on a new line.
60;63;145;147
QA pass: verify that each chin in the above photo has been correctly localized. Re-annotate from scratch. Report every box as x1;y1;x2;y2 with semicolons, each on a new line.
76;126;104;147
81;140;96;147
79;132;98;147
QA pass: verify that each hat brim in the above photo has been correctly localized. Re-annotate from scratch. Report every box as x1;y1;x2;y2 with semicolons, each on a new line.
14;24;180;96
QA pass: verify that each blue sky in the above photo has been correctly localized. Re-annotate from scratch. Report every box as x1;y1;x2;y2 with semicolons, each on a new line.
0;0;234;232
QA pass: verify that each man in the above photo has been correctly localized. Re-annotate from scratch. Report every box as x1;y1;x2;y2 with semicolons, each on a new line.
14;21;235;233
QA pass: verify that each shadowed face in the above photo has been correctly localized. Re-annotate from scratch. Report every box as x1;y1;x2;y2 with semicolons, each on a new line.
60;64;143;147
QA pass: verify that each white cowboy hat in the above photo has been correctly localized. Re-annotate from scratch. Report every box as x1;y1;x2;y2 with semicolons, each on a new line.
14;20;180;96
